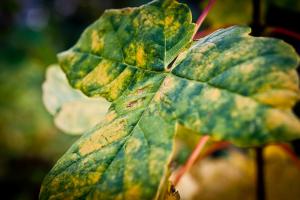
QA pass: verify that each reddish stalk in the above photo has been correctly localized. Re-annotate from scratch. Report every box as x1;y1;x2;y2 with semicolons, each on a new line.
193;25;234;40
193;0;217;39
266;27;300;41
171;1;217;184
276;143;300;171
173;135;210;186
167;0;216;71
194;28;217;40
195;141;230;162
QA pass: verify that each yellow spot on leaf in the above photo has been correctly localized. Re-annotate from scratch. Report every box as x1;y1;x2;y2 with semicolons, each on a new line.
165;21;180;38
125;184;142;199
235;96;254;110
105;111;117;122
136;46;146;67
108;67;135;100
203;88;221;101
265;145;287;159
133;18;139;28
125;137;142;153
79;118;127;155
240;63;255;74
81;59;113;86
258;70;299;93
165;16;174;26
87;172;101;184
266;110;300;134
253;90;300;108
64;51;76;65
154;76;175;102
91;30;104;52
79;142;102;157
232;96;257;118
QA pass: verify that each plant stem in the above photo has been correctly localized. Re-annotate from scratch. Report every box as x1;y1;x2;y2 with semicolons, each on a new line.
166;0;216;70
193;0;217;39
252;0;261;25
252;0;265;198
167;0;216;71
255;147;265;200
195;141;230;162
266;27;300;41
173;135;210;186
251;0;263;36
276;144;300;171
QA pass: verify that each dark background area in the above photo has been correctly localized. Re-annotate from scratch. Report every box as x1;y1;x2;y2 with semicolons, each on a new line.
0;0;299;199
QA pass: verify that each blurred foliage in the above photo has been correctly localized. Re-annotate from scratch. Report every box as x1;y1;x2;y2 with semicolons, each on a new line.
202;0;253;28
176;146;300;200
269;0;300;12
0;0;299;199
0;58;78;200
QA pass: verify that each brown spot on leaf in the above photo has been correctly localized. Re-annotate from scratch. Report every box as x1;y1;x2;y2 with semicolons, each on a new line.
127;100;139;108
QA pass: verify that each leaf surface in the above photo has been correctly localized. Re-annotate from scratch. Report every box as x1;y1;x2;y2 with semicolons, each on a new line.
40;0;300;199
58;0;195;101
170;26;300;145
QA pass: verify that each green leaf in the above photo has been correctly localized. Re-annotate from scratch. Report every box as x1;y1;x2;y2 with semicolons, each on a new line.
170;26;300;145
57;0;195;101
40;0;300;199
42;65;111;135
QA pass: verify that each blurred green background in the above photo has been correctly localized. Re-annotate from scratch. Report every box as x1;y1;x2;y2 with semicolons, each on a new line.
0;0;299;199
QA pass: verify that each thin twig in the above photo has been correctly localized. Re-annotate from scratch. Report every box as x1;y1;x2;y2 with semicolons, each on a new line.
193;28;215;40
192;0;217;39
266;27;300;41
195;141;230;162
173;135;210;186
276;143;300;171
167;0;216;71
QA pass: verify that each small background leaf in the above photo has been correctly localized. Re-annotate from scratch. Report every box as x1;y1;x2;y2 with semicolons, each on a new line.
42;65;111;135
